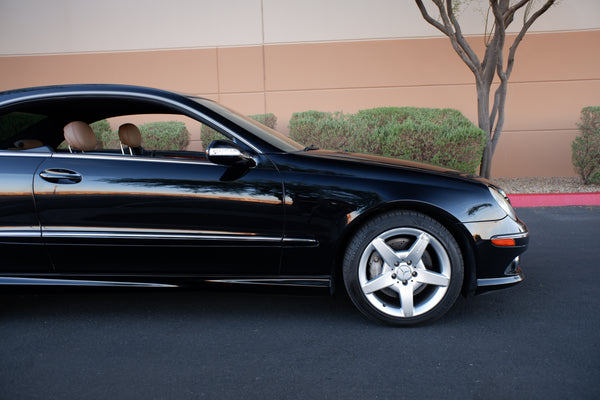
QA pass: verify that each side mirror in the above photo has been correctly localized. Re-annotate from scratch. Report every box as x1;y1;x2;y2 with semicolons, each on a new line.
206;140;256;168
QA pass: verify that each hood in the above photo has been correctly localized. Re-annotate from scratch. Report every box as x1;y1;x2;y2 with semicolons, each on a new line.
301;150;491;185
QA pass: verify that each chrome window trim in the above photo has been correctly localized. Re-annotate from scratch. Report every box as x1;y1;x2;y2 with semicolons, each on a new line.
0;90;262;154
0;151;51;157
50;152;221;166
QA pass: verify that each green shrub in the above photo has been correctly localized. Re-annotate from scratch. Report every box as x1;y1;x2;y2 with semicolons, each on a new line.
289;107;486;174
200;113;278;148
138;121;190;151
287;111;356;151
572;106;600;184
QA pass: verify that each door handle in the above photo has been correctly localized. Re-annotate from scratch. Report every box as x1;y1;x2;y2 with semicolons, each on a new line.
39;169;83;184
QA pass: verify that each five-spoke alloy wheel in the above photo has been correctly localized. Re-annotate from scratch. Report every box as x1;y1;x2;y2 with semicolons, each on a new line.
343;211;463;326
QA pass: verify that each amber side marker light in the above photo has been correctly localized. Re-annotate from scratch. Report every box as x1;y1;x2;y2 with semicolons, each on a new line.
491;238;516;247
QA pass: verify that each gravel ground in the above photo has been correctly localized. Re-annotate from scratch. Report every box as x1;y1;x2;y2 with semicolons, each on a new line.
493;177;600;194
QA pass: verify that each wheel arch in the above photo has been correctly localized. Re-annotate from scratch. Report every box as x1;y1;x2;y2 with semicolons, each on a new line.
332;201;478;297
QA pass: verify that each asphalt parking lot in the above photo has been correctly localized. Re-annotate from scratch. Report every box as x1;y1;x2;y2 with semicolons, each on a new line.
1;206;599;399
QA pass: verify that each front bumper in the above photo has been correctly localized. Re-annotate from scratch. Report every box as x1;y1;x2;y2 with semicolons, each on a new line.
476;255;524;293
463;216;529;294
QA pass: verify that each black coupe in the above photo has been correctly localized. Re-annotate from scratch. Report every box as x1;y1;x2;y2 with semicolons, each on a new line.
0;84;528;325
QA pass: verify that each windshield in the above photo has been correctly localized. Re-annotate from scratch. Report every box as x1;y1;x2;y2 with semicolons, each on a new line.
190;97;304;152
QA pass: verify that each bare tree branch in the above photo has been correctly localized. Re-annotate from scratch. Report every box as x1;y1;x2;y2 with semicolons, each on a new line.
414;0;480;75
504;0;530;25
482;2;507;87
415;0;448;33
446;0;482;73
505;0;555;78
507;0;530;14
434;1;477;67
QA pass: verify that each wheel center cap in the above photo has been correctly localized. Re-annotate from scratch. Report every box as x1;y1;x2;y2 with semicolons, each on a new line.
395;265;413;281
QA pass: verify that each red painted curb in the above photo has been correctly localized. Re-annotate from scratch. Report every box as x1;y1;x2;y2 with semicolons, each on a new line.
508;192;600;208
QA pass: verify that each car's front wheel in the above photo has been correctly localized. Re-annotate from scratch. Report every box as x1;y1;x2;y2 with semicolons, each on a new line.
343;211;463;326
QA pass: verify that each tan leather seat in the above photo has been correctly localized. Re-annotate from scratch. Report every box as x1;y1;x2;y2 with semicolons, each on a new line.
118;123;143;155
64;121;96;152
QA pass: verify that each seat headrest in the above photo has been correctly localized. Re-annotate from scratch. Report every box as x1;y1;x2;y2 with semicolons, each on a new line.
64;121;97;152
118;123;142;148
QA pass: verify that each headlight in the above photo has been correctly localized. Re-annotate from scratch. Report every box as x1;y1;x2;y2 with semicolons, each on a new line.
489;186;517;221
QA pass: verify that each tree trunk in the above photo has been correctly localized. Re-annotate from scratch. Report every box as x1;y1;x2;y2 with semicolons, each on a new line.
480;141;493;178
476;82;493;178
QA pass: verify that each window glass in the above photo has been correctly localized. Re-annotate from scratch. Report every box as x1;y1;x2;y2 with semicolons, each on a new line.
0;112;47;148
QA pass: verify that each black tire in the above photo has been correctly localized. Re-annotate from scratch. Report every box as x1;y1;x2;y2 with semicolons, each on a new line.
343;210;463;326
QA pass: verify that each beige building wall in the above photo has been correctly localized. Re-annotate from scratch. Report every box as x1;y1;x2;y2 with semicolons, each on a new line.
1;0;599;177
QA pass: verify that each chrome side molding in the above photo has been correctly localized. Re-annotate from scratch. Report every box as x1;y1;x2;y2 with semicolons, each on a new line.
0;276;330;289
0;276;177;287
205;277;331;288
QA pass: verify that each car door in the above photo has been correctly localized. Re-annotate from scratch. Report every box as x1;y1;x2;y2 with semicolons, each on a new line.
33;151;284;275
